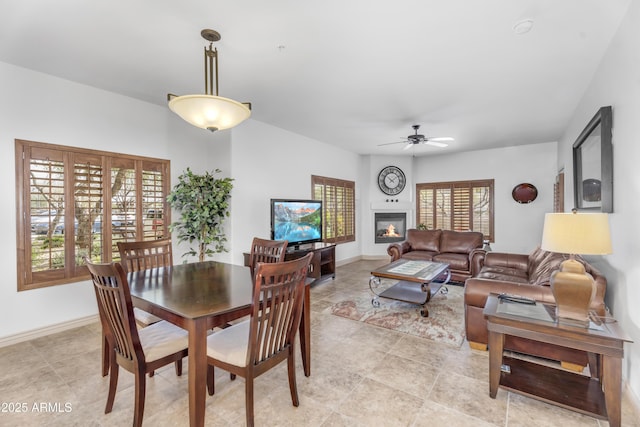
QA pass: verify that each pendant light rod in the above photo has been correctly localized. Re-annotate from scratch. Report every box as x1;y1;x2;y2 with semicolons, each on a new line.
201;29;220;96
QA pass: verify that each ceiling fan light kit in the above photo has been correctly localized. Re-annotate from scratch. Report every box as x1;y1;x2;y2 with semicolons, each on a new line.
168;29;251;132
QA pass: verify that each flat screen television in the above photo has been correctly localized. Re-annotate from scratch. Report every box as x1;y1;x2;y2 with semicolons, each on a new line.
270;199;323;249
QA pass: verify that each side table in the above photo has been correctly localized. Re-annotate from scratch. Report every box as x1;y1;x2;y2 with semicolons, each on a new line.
483;294;632;427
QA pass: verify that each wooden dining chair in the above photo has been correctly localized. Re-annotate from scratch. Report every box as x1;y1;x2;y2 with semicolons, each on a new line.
94;239;175;378
205;253;313;427
85;258;188;427
248;237;288;277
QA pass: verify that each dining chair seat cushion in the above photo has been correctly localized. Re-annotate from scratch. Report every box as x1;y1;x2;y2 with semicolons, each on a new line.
206;320;250;367
133;307;163;327
139;321;188;363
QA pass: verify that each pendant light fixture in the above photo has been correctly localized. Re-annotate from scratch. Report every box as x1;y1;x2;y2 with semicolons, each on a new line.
168;29;251;132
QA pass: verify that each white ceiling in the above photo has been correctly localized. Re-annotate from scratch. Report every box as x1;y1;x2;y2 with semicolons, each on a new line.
0;0;631;156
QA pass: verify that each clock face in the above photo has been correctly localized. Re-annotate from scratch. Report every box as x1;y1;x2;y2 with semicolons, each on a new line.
378;166;406;195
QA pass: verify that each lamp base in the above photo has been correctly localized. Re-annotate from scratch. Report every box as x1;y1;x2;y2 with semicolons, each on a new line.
550;258;595;326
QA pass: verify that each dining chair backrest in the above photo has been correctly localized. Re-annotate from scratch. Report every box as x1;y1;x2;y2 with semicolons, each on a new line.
117;239;173;273
248;237;288;277
248;252;312;367
86;259;144;368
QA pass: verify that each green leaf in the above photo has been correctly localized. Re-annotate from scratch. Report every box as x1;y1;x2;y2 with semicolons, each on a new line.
167;169;234;260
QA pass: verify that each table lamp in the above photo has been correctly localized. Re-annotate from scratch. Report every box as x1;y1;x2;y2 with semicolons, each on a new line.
540;210;612;325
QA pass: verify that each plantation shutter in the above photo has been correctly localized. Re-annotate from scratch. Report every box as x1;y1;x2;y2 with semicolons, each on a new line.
73;153;104;272
27;146;67;284
453;186;471;231
416;179;494;241
434;188;451;230
311;175;355;244
16;139;170;291
110;159;137;260
417;188;434;229
142;161;168;241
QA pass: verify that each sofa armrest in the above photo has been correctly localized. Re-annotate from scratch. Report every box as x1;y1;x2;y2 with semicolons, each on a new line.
464;278;552;308
469;248;486;277
483;252;529;270
387;241;411;261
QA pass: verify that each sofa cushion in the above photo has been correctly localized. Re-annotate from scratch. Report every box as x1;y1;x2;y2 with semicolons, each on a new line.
478;266;529;281
439;230;483;254
402;250;437;261
406;229;441;252
529;252;569;286
433;252;469;271
527;246;548;277
475;269;529;283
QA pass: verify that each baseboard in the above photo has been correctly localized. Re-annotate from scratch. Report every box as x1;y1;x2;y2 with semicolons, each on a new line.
336;255;362;267
0;314;100;348
335;255;388;268
360;255;389;261
625;381;640;422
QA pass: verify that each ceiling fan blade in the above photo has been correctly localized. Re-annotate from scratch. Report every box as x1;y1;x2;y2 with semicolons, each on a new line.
403;143;413;150
424;140;449;148
377;141;406;146
427;137;454;142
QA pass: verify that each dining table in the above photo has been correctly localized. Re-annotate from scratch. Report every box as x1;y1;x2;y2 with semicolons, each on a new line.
127;260;312;427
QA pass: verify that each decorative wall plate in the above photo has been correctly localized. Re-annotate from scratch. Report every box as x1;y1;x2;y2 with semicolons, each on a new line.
512;183;538;204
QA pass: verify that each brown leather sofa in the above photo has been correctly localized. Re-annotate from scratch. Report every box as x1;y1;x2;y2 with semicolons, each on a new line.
387;229;486;283
464;246;607;368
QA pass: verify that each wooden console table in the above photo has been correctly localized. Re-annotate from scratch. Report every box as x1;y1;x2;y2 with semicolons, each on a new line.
484;294;632;427
243;242;335;284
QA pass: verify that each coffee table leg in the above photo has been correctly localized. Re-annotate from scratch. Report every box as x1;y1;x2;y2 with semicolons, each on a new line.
488;329;504;398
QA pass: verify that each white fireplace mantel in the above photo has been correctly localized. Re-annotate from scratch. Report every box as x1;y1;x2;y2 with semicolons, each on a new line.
370;201;413;211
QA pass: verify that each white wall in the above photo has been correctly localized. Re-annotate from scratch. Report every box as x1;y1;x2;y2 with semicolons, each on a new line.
0;61;221;339
228;119;363;266
410;142;558;254
555;0;640;400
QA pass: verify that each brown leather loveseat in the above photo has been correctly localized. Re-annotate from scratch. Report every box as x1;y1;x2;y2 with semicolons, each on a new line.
464;246;607;368
387;229;486;283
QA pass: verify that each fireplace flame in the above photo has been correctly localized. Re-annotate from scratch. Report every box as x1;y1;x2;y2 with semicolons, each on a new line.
383;224;400;237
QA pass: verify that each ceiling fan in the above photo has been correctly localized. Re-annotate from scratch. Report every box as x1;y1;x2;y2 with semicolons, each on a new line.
379;125;454;150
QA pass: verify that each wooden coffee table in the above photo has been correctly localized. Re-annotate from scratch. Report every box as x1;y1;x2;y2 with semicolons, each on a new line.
484;294;632;427
369;259;450;317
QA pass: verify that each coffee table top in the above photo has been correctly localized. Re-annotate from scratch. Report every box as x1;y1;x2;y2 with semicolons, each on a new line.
371;259;449;283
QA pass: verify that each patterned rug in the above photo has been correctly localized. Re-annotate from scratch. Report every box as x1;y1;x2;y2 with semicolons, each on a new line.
327;282;465;347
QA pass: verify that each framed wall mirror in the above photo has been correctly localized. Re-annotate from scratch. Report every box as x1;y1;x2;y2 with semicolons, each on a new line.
573;106;613;212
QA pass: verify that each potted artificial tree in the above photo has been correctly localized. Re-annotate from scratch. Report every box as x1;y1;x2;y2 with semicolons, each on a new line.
167;168;234;262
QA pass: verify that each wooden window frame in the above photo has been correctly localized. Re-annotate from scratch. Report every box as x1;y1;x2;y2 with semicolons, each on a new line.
311;175;356;244
416;179;494;242
15;139;170;291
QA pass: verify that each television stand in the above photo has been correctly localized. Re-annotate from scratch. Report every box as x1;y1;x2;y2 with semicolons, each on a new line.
245;242;335;284
284;243;336;285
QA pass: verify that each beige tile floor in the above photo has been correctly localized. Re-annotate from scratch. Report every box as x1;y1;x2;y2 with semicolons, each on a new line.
1;259;639;426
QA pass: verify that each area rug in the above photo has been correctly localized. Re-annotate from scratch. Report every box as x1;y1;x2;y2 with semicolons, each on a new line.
327;283;465;347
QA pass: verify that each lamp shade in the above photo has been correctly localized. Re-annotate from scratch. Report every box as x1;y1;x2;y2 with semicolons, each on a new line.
168;94;251;132
541;212;612;255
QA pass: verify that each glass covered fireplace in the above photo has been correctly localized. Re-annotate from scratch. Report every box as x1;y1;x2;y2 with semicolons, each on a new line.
374;212;407;243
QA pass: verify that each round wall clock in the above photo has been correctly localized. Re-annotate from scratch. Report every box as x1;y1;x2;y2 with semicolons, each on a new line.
378;166;406;195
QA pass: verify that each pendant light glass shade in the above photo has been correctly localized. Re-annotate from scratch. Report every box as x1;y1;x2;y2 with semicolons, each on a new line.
168;94;251;132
